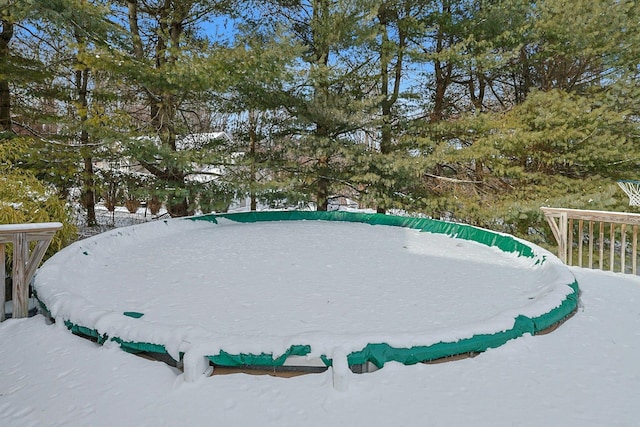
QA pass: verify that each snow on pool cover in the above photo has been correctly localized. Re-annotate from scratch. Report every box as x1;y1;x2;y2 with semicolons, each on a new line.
33;211;578;379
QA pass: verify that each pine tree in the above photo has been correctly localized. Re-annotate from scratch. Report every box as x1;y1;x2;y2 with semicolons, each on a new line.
213;29;301;211
116;0;238;217
242;0;379;210
405;0;640;244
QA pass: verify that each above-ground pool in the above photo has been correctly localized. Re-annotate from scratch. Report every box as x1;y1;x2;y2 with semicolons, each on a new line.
33;211;579;383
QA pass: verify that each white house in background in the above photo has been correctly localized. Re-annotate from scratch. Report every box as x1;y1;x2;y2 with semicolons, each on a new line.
174;132;233;150
93;132;236;211
94;132;233;178
94;131;361;212
93;132;232;182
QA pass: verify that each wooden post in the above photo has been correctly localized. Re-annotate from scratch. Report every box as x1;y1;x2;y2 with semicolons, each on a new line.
621;224;627;273
609;223;615;272
588;221;594;268
0;243;5;322
541;209;568;263
634;225;638;275
599;222;604;270
0;222;62;321
12;233;28;318
567;218;574;266
578;219;584;267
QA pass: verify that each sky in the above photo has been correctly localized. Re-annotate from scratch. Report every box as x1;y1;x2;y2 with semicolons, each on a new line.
1;216;639;426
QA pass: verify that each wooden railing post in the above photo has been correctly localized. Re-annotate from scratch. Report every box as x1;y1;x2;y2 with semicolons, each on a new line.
633;225;638;275
0;222;63;321
12;232;29;318
0;242;5;322
541;208;568;263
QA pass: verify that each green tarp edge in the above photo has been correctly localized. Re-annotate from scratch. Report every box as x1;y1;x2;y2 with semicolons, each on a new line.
344;280;580;368
64;320;108;345
48;303;174;357
45;210;578;370
110;337;168;355
206;345;312;366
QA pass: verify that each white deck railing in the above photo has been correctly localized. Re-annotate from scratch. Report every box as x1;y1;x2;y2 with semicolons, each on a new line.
0;222;62;321
541;207;640;274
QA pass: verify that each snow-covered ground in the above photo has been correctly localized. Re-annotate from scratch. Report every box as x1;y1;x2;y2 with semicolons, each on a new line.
74;204;164;239
1;217;639;426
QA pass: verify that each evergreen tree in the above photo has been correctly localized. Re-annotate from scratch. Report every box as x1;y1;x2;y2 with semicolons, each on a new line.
1;0;124;227
406;0;640;244
215;28;301;211
350;0;426;213
244;0;379;210
2;0;639;248
115;0;238;217
48;0;118;226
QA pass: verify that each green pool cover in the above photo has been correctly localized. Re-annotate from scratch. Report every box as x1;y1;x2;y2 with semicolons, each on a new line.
43;210;579;370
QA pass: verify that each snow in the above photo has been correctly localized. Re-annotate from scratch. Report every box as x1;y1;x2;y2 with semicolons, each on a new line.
1;216;638;425
0;222;63;232
32;217;575;365
1;268;639;426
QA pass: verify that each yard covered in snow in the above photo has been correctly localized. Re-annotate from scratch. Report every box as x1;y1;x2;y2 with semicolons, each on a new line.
1;268;639;426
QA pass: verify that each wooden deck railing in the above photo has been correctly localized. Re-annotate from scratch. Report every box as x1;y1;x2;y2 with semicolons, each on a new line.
0;222;62;322
541;207;640;274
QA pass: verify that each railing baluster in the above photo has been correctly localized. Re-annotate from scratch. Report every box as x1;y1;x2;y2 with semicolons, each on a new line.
12;233;29;319
578;219;584;267
568;218;574;266
634;225;638;275
610;223;615;272
599;222;604;270
588;221;594;269
621;223;627;273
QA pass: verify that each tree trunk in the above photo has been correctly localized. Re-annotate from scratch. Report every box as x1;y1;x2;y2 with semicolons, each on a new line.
129;0;190;217
83;155;97;225
311;0;332;212
149;164;190;217
0;19;14;132
77;69;97;226
431;2;453;123
516;46;532;104
316;153;330;211
317;177;329;211
74;31;97;226
432;56;452;122
249;111;257;211
469;70;486;112
376;3;405;214
167;195;189;217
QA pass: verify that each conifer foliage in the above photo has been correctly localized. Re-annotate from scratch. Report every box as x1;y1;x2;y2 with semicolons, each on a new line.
0;0;638;246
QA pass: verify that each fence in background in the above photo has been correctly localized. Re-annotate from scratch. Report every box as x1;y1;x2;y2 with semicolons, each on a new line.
0;222;62;322
541;207;640;275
